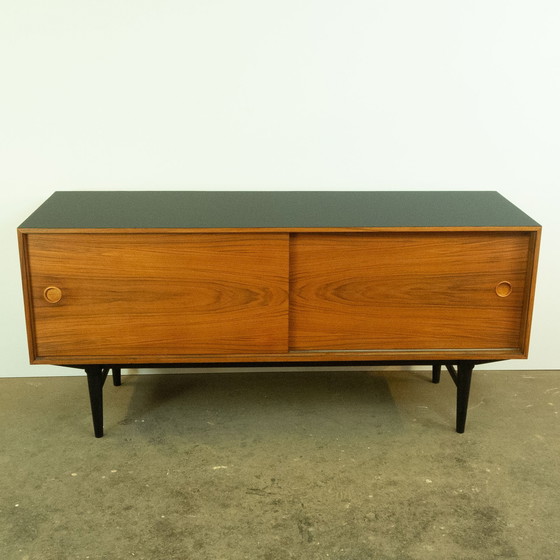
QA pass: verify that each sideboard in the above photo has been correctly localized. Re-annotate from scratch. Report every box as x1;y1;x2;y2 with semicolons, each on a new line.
18;191;541;437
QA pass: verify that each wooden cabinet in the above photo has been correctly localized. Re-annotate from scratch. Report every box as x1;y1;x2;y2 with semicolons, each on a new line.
18;191;541;436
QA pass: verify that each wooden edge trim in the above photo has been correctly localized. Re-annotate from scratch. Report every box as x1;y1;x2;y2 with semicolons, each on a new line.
17;231;37;363
31;350;528;366
17;226;542;235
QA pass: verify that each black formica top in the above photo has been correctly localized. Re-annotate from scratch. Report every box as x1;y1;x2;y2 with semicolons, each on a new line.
19;191;540;229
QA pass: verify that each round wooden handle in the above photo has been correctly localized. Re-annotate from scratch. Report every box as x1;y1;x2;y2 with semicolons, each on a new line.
44;286;63;304
495;281;512;298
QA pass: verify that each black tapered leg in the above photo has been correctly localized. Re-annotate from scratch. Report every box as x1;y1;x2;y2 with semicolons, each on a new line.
432;364;441;384
85;366;105;438
455;362;474;434
112;367;122;386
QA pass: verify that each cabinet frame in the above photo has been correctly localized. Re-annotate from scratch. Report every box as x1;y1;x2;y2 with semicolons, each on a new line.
19;226;540;365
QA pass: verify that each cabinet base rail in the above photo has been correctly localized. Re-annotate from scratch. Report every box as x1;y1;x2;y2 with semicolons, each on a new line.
77;360;491;438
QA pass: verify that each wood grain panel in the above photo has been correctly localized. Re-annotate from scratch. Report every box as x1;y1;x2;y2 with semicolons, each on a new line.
26;233;288;359
290;232;532;351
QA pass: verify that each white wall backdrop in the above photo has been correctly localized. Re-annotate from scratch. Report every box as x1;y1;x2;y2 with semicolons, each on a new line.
1;1;558;377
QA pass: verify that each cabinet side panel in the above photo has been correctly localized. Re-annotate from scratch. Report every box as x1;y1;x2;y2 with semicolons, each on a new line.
290;232;532;352
18;231;37;362
27;233;289;360
518;228;541;357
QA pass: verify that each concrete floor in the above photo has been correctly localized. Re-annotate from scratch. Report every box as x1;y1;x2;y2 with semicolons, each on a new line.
0;368;559;560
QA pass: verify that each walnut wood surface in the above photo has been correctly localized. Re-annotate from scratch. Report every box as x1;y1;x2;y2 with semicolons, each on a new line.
289;232;533;352
25;233;289;360
19;225;540;364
